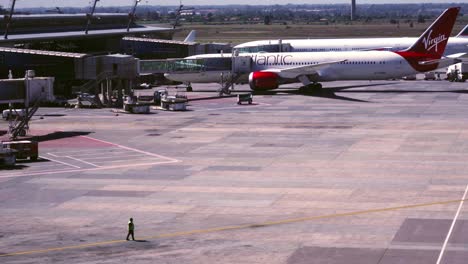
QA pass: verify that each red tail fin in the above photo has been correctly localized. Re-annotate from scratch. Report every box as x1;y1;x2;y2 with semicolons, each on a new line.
404;7;460;58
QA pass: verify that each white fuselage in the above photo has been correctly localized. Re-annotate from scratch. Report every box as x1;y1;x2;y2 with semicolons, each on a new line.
234;37;468;55
250;51;414;81
164;51;456;84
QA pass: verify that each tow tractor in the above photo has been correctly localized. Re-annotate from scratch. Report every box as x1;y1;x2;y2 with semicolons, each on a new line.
1;140;38;161
237;93;253;105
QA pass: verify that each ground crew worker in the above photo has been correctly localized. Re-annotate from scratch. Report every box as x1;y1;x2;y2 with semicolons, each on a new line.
126;218;135;241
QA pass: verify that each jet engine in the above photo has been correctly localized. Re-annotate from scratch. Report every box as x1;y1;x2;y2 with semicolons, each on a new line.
248;71;279;91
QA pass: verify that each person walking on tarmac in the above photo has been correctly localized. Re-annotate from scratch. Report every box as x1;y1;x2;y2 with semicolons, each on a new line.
126;218;135;241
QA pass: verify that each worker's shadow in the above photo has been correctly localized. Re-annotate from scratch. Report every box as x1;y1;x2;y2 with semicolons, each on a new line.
133;240;148;242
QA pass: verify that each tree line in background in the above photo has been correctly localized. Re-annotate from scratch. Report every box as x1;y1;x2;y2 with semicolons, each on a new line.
2;3;467;25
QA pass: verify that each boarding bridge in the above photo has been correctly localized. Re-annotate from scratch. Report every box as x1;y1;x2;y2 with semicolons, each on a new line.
139;57;233;75
139;55;253;95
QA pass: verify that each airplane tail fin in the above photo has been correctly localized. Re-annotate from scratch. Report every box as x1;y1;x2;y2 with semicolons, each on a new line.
183;30;196;42
403;7;460;59
456;24;468;38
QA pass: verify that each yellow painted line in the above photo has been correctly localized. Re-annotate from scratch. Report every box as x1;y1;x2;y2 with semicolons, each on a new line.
0;197;465;258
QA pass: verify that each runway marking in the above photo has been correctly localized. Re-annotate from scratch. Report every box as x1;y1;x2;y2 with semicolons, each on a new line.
41;156;81;169
0;135;181;178
436;184;468;264
91;157;163;164
80;136;180;162
65;156;100;168
67;152;136;159
0;160;178;178
0;197;465;258
46;148;122;155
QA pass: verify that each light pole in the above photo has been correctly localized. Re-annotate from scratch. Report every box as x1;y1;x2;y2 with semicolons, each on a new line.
85;0;100;35
127;0;141;32
351;0;356;21
4;0;17;39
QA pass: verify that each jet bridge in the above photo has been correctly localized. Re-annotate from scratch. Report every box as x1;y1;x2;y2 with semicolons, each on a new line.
139;56;233;75
139;55;253;95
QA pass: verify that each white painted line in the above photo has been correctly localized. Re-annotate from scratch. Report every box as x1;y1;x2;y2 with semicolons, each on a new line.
66;156;100;168
39;156;81;169
436;183;468;264
80;136;180;163
65;151;132;158
91;157;163;164
0;160;178;178
21;163;69;169
0;136;181;178
47;148;122;155
71;153;144;160
47;152;59;157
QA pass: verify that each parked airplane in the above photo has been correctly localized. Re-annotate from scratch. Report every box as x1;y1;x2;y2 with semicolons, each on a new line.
164;7;462;93
233;24;468;55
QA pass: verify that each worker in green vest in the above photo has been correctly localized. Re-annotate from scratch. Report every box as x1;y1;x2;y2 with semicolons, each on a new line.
126;218;135;241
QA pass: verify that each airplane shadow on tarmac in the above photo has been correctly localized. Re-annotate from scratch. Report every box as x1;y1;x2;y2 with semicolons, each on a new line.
25;131;92;143
254;82;399;103
258;82;468;103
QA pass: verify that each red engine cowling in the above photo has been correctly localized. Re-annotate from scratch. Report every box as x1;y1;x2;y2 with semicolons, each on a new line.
248;71;279;91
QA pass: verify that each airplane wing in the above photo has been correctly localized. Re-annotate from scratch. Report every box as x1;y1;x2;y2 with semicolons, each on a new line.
447;53;468;58
262;59;347;79
418;54;467;66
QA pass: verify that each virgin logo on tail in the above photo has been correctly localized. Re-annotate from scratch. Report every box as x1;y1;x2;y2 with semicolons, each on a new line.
395;7;459;73
422;30;448;53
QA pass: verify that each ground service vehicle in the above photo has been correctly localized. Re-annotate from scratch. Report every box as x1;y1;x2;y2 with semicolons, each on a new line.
2;140;38;161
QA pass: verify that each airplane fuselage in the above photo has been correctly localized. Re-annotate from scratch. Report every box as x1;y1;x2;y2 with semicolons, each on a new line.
252;51;443;81
234;37;468;56
165;51;455;84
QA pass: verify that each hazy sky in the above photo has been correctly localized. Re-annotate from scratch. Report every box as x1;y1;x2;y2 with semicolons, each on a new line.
1;0;467;8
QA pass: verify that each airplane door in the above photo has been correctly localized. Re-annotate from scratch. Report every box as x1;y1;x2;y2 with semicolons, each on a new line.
233;56;253;74
281;43;292;52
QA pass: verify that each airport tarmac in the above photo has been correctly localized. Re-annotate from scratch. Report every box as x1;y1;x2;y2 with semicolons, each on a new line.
1;80;468;263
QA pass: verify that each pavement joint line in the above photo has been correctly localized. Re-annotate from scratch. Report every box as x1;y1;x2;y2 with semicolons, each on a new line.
1;197;466;258
436;184;468;264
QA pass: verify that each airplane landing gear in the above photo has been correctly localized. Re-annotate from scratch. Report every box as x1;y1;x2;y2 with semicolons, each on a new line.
186;83;193;92
218;89;231;97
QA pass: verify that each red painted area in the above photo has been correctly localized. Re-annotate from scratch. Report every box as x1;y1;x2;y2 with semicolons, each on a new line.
40;135;113;148
395;7;460;72
249;71;279;90
17;130;114;149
